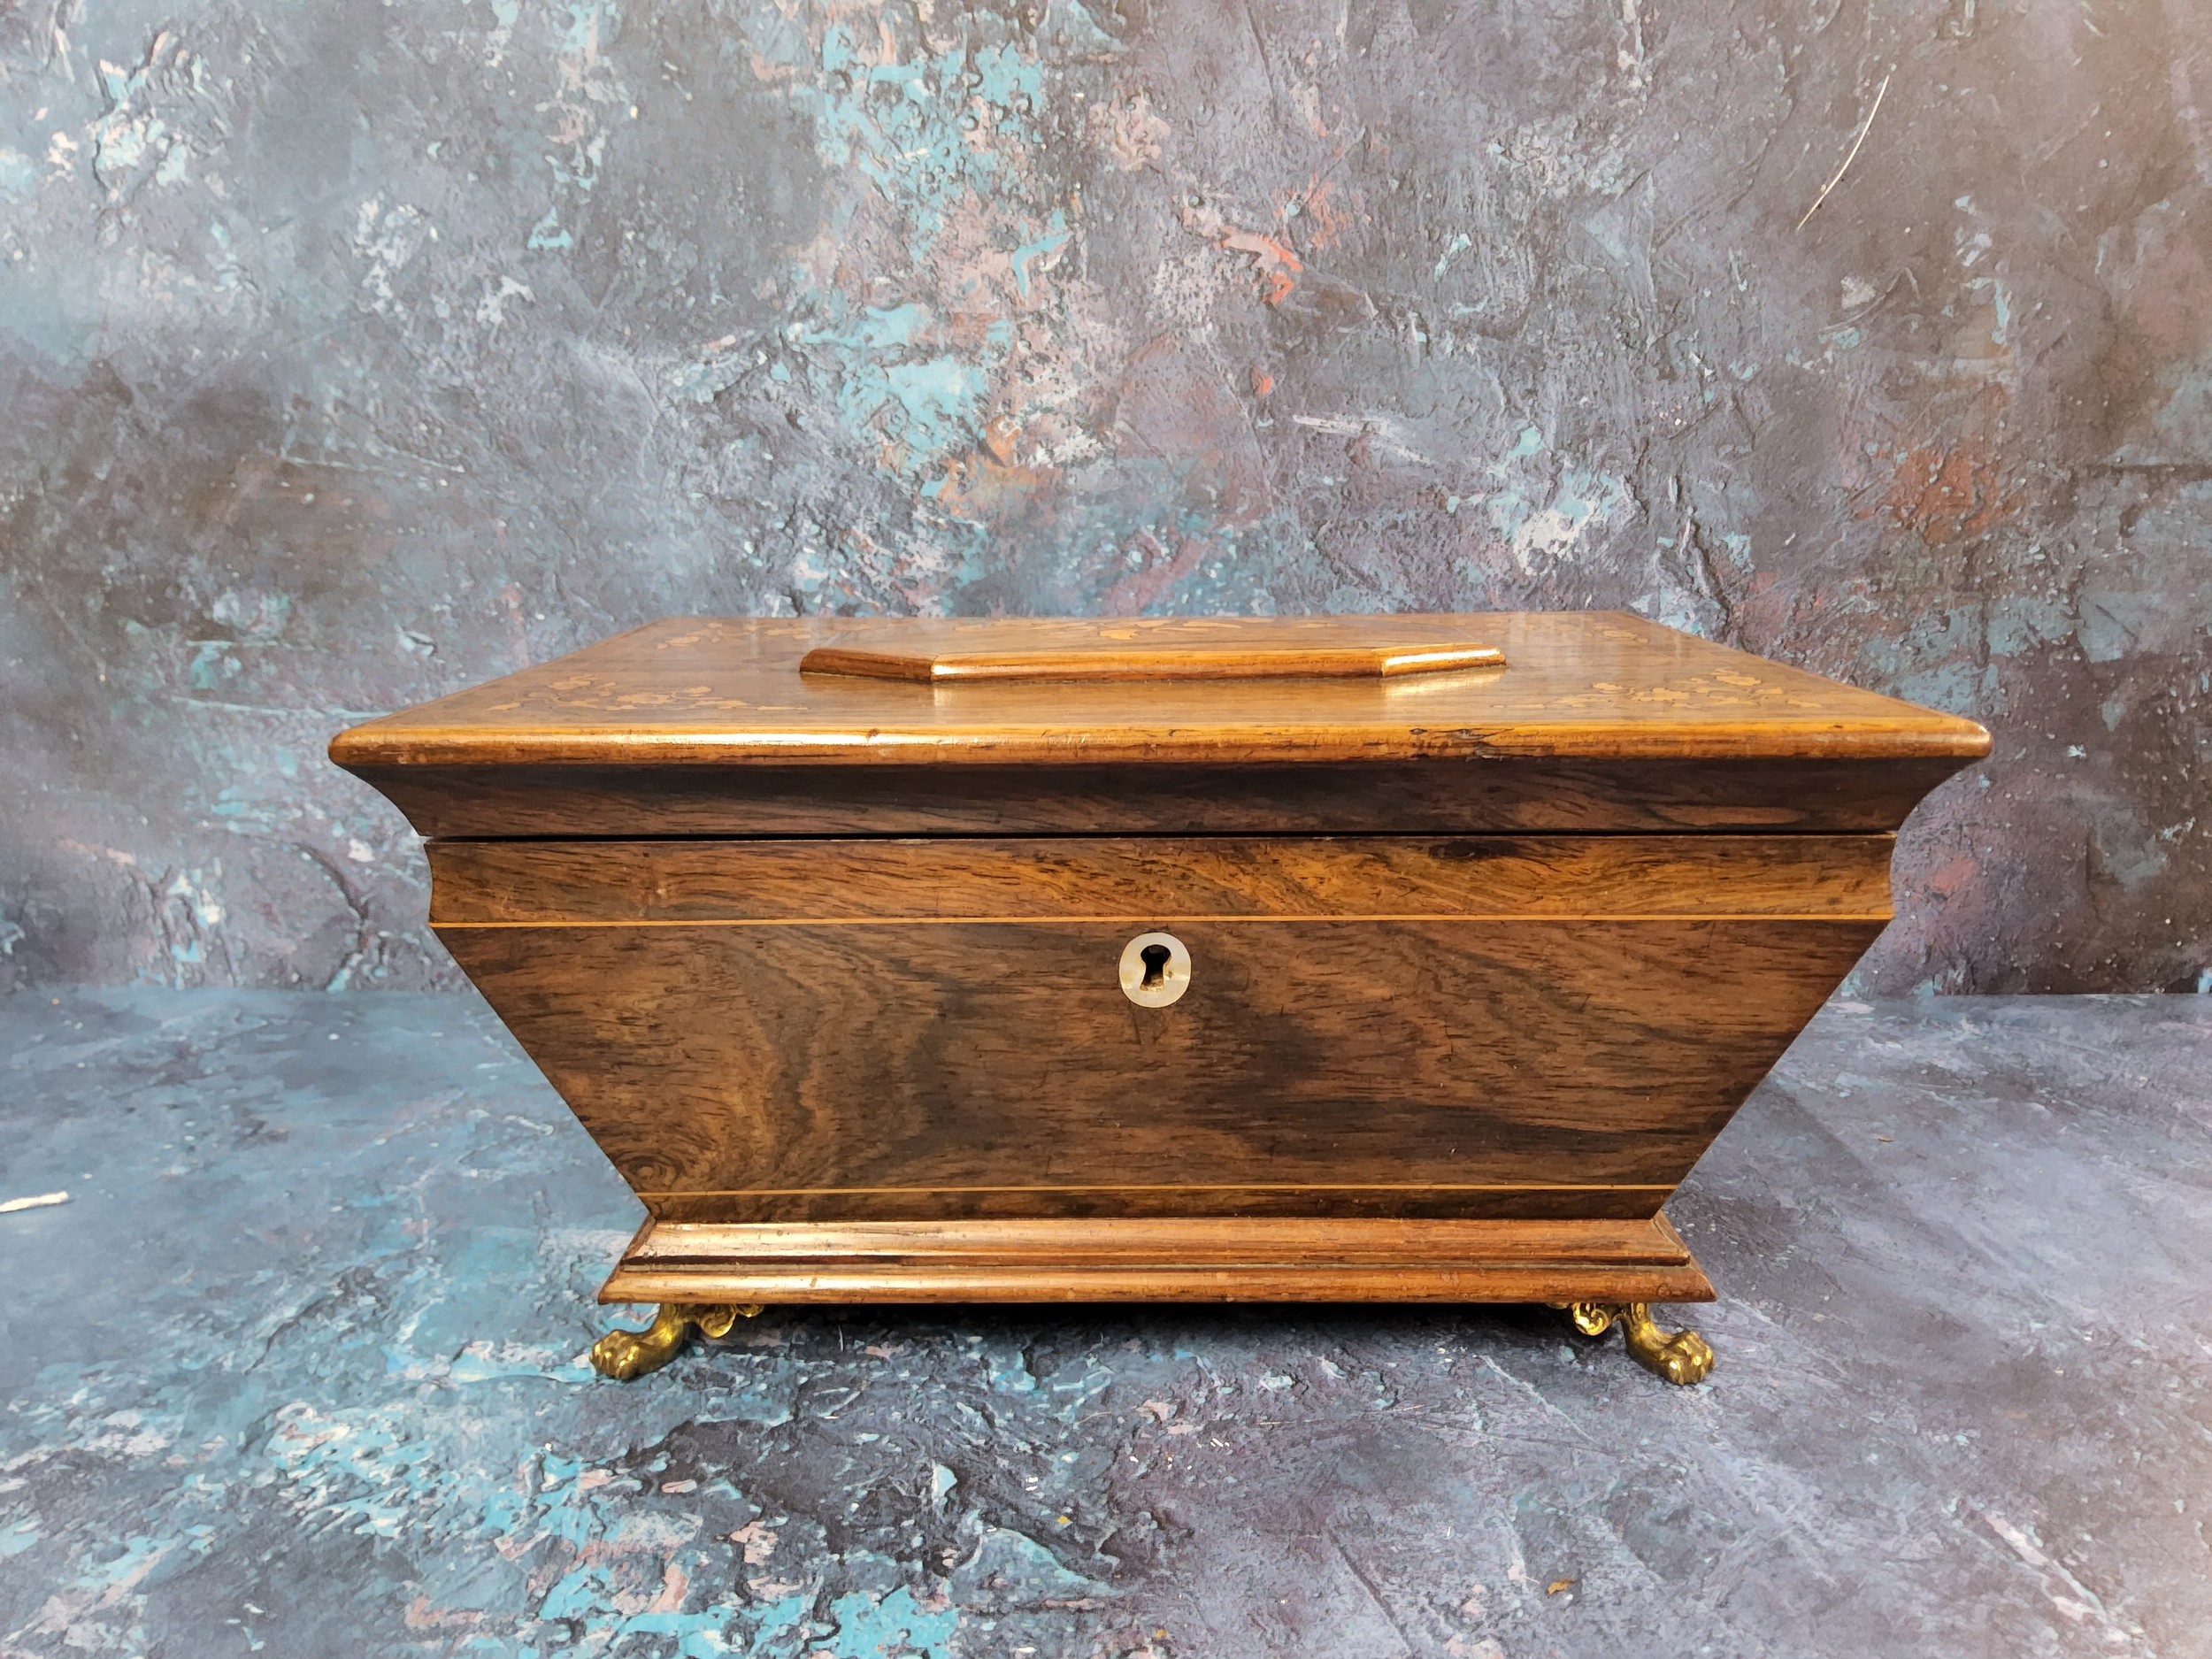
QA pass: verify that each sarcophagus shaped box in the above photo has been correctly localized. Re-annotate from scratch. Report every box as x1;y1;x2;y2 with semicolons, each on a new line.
332;614;1986;1381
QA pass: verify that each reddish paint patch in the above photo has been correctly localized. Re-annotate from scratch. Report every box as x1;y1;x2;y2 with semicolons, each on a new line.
1219;229;1302;305
932;449;1055;522
1302;180;1356;252
404;1597;486;1632
1873;442;2021;544
1272;177;1357;253
1918;852;1982;899
1115;334;1271;521
929;415;1061;522
1102;530;1210;616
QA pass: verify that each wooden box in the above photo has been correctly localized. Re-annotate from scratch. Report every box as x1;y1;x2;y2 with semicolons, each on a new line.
332;614;1988;1381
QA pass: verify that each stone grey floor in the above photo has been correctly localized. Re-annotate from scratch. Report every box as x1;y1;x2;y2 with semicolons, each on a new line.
0;990;2207;1658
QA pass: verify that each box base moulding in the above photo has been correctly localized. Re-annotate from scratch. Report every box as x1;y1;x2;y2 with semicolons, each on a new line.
588;1214;1718;1384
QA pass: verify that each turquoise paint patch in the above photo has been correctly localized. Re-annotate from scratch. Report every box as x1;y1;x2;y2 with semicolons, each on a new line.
983;1337;1038;1394
620;1607;739;1656
1639;586;1713;637
1893;659;1995;717
536;1571;736;1658
1850;604;2006;718
447;1343;596;1385
866;58;930;101
187;640;240;689
840;303;932;349
103;118;157;176
883;358;988;435
0;148;39;202
88;1534;173;1586
1044;1358;1114;1418
800;23;1038;242
1039;0;1120;57
748;1589;813;1646
1985;594;2072;657
559;0;617;56
548;131;608;194
1011;212;1072;301
526;206;572;251
1552;466;1618;521
521;3;621;254
787;301;991;476
949;1525;1113;1608
821;1585;958;1657
1486;463;1629;565
266;1402;462;1538
970;41;1044;112
754;12;1064;481
671;350;747;403
527;127;607;252
2077;588;2160;663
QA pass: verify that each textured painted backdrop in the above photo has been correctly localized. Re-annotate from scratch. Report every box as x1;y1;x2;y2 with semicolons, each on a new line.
2;0;2207;994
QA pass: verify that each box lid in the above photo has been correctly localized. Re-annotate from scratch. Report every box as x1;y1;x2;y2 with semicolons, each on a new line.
330;612;1990;770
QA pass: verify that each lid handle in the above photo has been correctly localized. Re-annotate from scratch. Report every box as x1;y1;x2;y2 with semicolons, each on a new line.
800;639;1504;683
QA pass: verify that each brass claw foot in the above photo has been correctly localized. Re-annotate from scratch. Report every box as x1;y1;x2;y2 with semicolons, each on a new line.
1564;1302;1715;1386
590;1302;764;1380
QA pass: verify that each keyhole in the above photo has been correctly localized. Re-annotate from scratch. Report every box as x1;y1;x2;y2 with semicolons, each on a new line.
1118;931;1191;1007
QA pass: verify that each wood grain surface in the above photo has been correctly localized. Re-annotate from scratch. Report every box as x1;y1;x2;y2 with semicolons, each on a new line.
331;612;1993;771
442;908;1878;1221
598;1214;1717;1304
429;833;1893;925
360;756;1974;838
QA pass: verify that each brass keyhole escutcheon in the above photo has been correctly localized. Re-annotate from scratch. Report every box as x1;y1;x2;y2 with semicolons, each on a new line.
1119;931;1191;1008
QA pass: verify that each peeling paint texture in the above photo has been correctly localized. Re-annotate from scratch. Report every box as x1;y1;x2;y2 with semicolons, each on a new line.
3;989;2209;1655
2;0;2208;992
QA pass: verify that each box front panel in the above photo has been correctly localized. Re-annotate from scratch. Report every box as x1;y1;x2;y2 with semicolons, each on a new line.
433;836;1889;1222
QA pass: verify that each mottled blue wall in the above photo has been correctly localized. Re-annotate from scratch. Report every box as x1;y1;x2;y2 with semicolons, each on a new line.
2;0;2207;993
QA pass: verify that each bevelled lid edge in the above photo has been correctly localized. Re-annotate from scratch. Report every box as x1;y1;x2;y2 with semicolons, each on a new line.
330;716;1993;772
